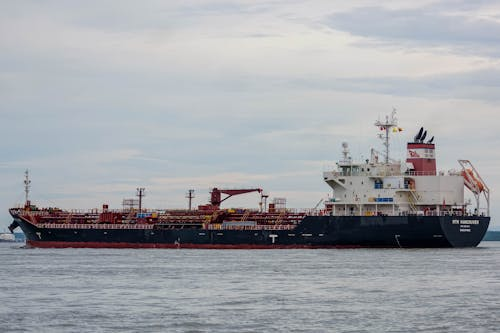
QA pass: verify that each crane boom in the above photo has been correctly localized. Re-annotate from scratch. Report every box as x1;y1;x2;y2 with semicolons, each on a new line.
210;187;262;208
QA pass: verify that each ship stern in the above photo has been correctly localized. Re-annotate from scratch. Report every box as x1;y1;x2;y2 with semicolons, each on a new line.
440;216;490;247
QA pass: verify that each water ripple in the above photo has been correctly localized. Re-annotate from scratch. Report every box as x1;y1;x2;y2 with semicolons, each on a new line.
1;243;499;332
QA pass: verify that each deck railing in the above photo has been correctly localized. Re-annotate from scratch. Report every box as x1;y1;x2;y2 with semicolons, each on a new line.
326;170;438;177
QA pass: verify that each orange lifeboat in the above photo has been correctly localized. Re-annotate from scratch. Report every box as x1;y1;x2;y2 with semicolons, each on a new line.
462;169;485;192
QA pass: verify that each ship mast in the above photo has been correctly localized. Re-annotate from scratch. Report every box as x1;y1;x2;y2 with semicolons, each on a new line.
136;187;145;213
24;169;31;205
374;110;398;164
186;189;195;211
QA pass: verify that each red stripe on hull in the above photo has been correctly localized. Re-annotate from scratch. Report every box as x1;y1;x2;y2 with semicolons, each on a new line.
26;240;365;249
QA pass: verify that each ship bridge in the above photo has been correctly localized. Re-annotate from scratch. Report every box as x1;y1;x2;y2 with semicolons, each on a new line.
322;111;485;218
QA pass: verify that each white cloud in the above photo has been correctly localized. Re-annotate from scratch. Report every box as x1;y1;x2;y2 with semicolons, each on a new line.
325;3;500;57
1;1;499;229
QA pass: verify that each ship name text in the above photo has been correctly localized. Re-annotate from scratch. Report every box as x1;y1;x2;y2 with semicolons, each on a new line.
452;220;480;225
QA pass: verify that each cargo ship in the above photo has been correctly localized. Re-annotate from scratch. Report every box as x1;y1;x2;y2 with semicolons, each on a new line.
9;112;490;248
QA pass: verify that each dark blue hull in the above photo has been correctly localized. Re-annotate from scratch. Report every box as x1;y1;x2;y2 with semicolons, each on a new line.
11;214;489;248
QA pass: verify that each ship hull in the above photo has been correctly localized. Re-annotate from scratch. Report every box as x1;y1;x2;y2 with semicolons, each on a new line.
11;214;489;248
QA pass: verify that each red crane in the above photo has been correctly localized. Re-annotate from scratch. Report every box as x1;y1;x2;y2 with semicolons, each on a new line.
210;187;262;209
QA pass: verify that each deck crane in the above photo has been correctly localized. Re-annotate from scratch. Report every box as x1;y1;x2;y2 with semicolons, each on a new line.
210;187;263;209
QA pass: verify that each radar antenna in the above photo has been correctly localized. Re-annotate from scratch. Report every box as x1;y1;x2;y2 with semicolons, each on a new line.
341;142;351;163
374;109;398;164
24;169;31;205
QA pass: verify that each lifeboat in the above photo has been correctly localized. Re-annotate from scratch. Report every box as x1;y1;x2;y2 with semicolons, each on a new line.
462;169;485;193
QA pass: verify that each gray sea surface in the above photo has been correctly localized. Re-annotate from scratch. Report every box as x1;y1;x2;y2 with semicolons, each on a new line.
1;242;500;333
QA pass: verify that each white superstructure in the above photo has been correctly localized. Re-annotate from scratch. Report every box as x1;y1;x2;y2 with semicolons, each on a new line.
323;112;489;217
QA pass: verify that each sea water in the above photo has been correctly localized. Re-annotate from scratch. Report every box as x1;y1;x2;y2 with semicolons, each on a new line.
1;242;499;333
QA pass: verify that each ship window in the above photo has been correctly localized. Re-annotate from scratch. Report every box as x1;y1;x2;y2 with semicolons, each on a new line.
350;181;352;185
367;168;370;171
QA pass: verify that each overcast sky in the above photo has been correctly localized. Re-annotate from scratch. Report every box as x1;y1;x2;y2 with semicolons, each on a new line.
1;0;499;230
